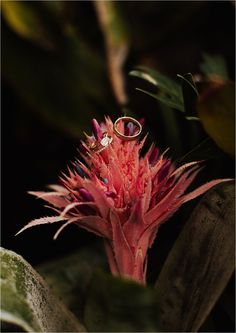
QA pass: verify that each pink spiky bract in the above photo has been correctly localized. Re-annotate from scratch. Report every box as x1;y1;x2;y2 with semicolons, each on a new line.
17;117;232;284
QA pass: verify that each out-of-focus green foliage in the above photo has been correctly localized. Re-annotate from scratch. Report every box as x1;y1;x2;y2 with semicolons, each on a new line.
37;246;107;323
197;81;235;156
94;1;129;104
1;1;54;49
0;248;85;332
131;54;235;156
200;53;229;81
130;66;184;112
154;182;235;332
2;1;115;138
84;271;159;332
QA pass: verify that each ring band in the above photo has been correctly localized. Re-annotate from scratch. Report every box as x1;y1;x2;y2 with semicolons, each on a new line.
113;117;142;141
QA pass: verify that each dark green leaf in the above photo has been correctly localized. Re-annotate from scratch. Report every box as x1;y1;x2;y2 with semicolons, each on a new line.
37;245;106;323
136;88;184;112
130;66;182;99
84;271;160;332
177;73;199;120
176;137;225;166
1;1;54;49
200;54;229;81
154;182;235;332
2;20;114;138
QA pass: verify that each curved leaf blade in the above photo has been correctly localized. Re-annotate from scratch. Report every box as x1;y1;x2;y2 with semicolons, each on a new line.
154;182;235;332
0;248;86;332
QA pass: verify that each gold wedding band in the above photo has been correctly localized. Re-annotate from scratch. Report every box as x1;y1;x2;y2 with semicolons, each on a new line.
113;117;142;141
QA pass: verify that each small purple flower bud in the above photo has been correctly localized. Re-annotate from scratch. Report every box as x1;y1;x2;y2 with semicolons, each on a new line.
139;118;145;126
149;148;159;166
105;191;116;198
79;143;89;155
125;122;135;136
75;164;88;178
157;160;171;182
78;188;94;202
92;119;103;140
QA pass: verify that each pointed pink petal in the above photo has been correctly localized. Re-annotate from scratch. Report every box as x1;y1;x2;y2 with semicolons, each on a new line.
54;214;111;239
84;181;111;218
28;191;69;208
103;239;119;275
53;217;78;239
145;166;202;225
133;248;145;284
182;178;233;203
110;209;135;276
170;160;203;177
46;184;69;193
60;202;97;217
16;216;66;236
142;163;152;213
123;200;145;247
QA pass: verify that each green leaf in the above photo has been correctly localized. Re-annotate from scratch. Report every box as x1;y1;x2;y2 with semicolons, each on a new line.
37;245;107;323
176;137;225;166
197;81;235;156
154;182;235;332
94;1;130;104
130;66;182;99
2;20;114;138
0;248;85;332
200;53;229;81
177;73;199;120
84;271;160;332
130;67;190;113
136;88;184;112
1;1;53;49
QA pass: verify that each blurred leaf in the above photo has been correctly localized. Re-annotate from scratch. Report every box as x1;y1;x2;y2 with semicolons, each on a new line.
131;66;182;98
176;137;225;166
37;245;106;323
2;20;114;138
135;88;184;112
94;1;129;105
200;54;229;81
197;81;235;156
130;67;193;113
84;271;160;332
1;1;54;49
0;247;85;332
177;73;199;120
154;182;235;332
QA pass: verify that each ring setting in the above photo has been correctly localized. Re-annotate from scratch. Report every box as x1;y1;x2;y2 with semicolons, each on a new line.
90;132;113;153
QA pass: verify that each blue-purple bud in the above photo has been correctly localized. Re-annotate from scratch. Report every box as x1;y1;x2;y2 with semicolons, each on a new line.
149;147;159;166
78;188;94;202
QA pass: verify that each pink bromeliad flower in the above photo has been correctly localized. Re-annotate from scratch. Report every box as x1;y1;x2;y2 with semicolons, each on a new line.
17;117;231;284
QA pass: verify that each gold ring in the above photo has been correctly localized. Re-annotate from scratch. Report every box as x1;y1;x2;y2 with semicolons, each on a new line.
113;117;142;141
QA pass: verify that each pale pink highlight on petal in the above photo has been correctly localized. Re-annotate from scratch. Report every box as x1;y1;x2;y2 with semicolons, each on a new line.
16;216;66;236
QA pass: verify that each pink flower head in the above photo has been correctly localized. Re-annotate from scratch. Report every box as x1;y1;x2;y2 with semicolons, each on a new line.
17;117;231;284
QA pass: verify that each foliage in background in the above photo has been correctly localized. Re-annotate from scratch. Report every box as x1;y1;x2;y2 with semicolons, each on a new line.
130;54;235;156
